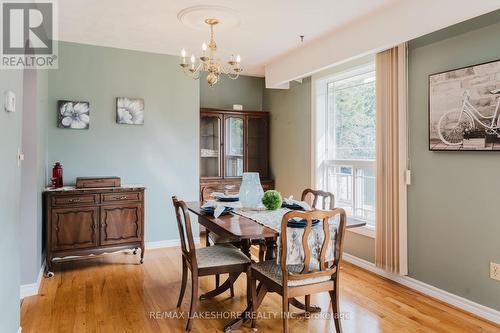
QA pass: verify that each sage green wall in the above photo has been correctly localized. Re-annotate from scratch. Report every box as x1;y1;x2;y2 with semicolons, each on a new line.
264;78;312;199
407;11;500;310
19;69;48;286
48;42;200;243
343;232;375;263
0;69;23;332
201;74;264;110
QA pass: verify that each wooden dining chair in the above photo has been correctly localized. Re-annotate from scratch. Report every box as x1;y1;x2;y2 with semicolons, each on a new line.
199;186;240;289
301;188;335;210
172;196;251;331
249;208;347;333
200;185;267;288
301;188;335;309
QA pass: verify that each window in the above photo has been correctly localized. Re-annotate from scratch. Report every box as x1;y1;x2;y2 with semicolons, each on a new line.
315;64;376;232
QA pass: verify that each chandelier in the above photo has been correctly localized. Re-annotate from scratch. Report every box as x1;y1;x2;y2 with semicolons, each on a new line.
179;18;242;86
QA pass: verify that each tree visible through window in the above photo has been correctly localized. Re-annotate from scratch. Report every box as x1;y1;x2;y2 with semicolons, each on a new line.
328;70;376;160
319;65;376;228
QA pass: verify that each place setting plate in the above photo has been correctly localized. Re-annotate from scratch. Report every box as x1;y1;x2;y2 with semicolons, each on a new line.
200;206;234;216
281;202;303;210
212;192;240;202
287;218;321;228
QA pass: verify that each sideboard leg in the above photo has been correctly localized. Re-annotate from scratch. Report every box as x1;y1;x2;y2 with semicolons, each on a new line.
140;246;145;264
46;259;54;278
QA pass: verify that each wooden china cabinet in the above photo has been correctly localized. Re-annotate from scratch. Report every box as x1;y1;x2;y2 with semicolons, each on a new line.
199;108;274;201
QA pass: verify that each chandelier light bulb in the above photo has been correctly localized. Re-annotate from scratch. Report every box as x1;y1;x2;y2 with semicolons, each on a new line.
236;55;241;63
190;54;195;63
202;42;207;52
181;49;187;65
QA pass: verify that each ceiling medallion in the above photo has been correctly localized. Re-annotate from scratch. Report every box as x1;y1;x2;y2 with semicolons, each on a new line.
179;16;242;86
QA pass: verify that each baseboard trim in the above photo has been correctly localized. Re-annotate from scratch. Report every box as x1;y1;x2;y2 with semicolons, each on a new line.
145;237;200;249
342;253;500;325
20;260;45;299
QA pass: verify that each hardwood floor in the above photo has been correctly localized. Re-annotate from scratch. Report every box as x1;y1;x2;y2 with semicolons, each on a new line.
21;247;499;333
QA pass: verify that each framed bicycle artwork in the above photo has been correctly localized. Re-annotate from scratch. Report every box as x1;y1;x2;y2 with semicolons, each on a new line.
429;59;500;151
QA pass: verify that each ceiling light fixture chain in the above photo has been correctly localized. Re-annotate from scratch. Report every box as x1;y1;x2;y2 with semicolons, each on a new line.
179;18;242;86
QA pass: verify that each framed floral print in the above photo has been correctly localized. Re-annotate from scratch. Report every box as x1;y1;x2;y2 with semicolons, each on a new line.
57;100;90;129
116;97;144;125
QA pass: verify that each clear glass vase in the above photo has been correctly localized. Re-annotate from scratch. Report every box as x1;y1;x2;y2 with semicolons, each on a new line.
239;172;264;208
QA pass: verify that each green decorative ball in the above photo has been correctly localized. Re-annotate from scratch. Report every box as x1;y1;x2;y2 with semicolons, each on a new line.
262;190;283;210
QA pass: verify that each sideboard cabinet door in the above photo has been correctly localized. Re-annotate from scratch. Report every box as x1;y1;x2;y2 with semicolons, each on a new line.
51;207;99;251
100;204;143;246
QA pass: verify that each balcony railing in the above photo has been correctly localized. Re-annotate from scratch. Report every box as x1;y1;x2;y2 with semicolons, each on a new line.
323;159;375;227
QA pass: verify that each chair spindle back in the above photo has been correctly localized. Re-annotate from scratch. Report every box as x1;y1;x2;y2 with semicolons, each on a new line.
301;188;335;210
280;208;347;283
172;196;197;264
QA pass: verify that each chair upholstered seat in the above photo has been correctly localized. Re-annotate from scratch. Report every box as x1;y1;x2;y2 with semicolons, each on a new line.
208;232;239;245
196;244;250;269
252;260;332;287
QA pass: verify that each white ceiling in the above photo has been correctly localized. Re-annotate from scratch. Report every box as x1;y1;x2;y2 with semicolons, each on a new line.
57;0;398;77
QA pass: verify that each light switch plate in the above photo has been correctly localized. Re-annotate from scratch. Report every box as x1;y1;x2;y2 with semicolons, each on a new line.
4;90;16;112
405;170;412;185
17;148;24;167
490;262;500;281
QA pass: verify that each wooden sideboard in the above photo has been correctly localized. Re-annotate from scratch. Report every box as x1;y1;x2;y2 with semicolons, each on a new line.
44;185;145;277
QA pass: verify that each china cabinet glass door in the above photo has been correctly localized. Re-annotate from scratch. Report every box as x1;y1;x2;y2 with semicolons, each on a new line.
200;115;221;178
224;116;244;177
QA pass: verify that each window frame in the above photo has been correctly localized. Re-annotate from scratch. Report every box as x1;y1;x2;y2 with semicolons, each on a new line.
313;63;376;238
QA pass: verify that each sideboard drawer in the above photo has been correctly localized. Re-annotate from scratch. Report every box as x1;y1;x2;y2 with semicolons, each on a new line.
52;194;99;206
102;192;142;203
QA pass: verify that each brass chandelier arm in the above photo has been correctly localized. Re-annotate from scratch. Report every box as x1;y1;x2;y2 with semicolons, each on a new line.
181;62;203;80
220;64;242;80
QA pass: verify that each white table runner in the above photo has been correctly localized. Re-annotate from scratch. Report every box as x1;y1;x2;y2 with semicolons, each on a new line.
233;207;289;232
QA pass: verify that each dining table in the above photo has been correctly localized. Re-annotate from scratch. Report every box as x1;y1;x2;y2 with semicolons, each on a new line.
186;201;366;331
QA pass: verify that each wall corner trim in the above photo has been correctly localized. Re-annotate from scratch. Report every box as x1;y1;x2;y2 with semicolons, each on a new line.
342;253;500;325
20;260;45;299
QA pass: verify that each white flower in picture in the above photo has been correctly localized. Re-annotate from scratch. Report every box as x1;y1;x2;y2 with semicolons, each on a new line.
58;101;90;129
116;97;144;125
